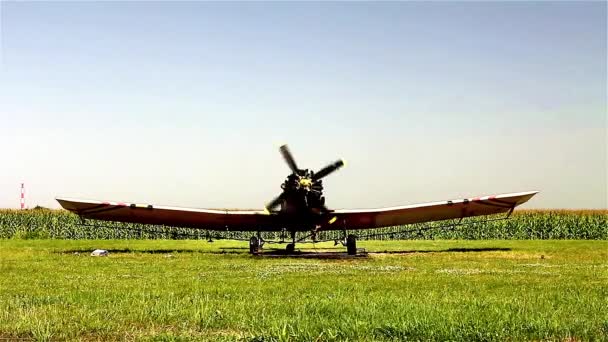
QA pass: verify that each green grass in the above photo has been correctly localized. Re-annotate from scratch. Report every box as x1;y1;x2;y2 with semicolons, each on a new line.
1;240;606;341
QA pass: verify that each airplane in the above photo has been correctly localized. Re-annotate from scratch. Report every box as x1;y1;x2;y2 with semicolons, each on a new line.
56;144;538;255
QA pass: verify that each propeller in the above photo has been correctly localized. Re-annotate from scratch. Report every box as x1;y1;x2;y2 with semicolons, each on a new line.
265;144;345;212
279;144;300;174
265;194;284;212
312;160;345;181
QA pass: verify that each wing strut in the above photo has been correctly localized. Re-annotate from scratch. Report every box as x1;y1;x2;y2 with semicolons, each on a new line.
506;205;516;218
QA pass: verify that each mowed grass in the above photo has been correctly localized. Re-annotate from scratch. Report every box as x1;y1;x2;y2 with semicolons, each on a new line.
0;240;606;341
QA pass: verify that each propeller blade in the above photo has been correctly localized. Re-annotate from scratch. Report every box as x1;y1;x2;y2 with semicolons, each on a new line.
279;144;299;174
265;194;284;211
313;160;345;181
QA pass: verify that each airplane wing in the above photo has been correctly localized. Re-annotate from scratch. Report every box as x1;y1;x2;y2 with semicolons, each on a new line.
326;191;538;230
57;190;538;232
56;198;279;231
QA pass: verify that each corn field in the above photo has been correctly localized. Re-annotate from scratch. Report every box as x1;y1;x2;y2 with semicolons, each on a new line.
0;209;605;241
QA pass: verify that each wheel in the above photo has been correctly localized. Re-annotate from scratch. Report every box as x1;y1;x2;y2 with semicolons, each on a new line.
286;243;295;254
346;234;357;255
249;236;260;254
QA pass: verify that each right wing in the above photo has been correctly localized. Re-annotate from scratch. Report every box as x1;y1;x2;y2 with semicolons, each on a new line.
327;191;538;230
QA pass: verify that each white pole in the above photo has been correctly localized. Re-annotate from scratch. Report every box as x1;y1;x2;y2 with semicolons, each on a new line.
20;183;25;210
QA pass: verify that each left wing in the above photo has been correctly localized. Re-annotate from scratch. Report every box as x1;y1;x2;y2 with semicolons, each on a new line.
56;198;279;231
326;191;538;230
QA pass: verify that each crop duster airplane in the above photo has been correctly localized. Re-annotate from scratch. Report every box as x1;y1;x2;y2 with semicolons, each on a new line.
57;145;538;255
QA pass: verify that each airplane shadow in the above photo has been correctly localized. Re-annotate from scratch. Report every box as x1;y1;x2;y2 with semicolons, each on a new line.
254;249;369;259
59;247;511;258
249;247;512;259
373;247;512;254
60;248;205;254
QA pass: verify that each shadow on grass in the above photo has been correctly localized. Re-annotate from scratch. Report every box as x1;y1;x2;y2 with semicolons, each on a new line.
59;248;210;254
372;247;512;254
58;247;511;258
251;247;511;259
254;249;370;259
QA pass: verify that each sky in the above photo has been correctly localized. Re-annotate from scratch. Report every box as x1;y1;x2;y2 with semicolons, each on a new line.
0;1;606;210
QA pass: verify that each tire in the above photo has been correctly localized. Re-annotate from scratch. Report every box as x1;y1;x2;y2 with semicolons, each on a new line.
346;234;357;255
286;243;295;254
249;236;260;254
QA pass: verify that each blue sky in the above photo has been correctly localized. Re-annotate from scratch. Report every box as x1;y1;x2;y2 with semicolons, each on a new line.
0;1;606;209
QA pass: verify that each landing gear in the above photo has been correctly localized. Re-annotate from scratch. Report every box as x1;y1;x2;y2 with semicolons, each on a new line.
286;231;297;254
286;243;295;253
346;234;357;255
249;236;260;254
249;233;263;254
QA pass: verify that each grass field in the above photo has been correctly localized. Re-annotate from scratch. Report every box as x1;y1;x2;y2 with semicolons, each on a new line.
1;240;607;341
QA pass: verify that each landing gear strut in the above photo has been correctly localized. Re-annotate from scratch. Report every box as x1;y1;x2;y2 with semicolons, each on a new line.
346;234;357;255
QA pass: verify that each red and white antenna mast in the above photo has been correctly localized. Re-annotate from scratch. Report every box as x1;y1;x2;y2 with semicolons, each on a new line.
20;183;25;209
